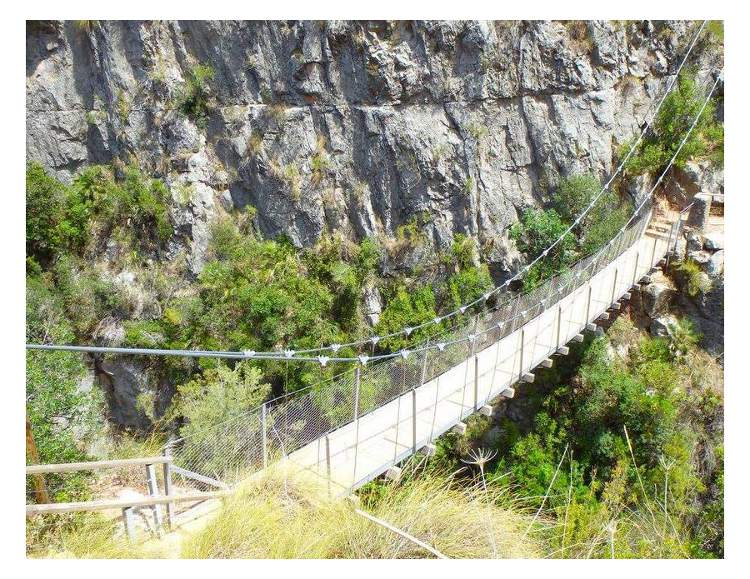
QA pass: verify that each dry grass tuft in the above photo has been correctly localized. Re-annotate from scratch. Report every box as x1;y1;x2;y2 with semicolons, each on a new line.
182;465;540;559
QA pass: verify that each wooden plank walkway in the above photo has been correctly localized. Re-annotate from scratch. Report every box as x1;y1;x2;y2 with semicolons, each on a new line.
285;231;671;494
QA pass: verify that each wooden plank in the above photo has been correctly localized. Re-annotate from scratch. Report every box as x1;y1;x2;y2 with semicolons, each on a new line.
26;456;171;475
26;491;230;516
26;418;49;504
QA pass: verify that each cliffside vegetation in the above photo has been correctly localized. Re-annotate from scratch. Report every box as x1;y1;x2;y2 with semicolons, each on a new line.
414;316;723;557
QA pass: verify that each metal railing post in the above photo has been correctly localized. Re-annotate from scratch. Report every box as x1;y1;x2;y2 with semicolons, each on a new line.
518;328;525;381
473;354;479;411
411;388;417;455
122;507;136;542
632;251;640;287
650;236;658;269
556;305;562;350
145;463;164;536
611;267;619;305
261;402;268;470
352;366;361;488
419;340;430;387
161;445;174;531
585;285;592;325
325;435;332;498
666;223;674;256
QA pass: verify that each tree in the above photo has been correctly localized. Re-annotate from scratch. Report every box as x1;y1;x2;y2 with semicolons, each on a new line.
171;362;271;477
625;73;724;176
26;162;66;267
510;208;577;290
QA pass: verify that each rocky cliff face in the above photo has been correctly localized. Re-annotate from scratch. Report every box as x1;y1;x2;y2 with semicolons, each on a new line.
27;20;697;277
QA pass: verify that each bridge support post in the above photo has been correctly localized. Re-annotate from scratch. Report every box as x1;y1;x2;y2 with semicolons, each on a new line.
632;251;640;287
585;285;592;326
518;329;525;382
261;402;268;470
650;236;658;269
556;305;562;350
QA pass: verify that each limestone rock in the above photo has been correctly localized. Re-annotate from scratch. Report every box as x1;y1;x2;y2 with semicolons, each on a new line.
26;20;702;280
98;359;154;429
707;250;724;276
703;232;724;251
687;233;703;252
363;285;383;326
650;315;677;338
641;271;676;318
688;250;711;266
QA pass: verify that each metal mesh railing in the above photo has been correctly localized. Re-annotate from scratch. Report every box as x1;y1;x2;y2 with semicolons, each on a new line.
169;204;661;491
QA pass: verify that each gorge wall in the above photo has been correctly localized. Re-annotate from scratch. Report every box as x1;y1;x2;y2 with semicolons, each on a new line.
27;20;707;277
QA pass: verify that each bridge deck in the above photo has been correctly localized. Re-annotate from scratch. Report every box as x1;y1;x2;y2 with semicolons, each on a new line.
286;231;671;494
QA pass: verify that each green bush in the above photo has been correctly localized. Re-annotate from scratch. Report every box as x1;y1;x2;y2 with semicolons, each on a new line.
168;362;271;478
624;73;724;175
376;284;437;351
26;276;106;503
51;256;128;338
510;208;577;290
555;173;631;254
26;162;67;267
675;258;712;297
176;63;215;129
26;163;173;268
555;174;601;224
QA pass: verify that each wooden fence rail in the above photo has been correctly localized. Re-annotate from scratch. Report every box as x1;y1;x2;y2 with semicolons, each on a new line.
26;456;170;475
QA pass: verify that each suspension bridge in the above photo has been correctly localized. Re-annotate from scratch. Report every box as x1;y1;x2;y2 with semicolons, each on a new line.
25;22;721;540
26;203;686;519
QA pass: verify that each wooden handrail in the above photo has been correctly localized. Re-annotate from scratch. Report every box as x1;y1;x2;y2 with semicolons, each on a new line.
26;456;171;475
26;490;230;516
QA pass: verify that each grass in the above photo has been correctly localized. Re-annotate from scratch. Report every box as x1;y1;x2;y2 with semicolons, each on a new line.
675;259;712;297
183;465;541;559
33;463;540;559
29;514;166;559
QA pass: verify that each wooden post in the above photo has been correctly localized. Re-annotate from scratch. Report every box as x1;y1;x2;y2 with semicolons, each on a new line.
161;446;173;531
122;506;136;542
26;418;49;504
145;463;163;536
261;402;268;470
